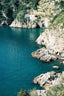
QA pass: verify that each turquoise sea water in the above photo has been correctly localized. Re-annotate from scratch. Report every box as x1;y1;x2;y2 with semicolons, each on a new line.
0;27;63;96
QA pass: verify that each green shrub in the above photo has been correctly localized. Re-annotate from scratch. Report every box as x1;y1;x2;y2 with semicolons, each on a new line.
17;89;30;96
29;88;38;96
60;0;64;9
46;82;64;96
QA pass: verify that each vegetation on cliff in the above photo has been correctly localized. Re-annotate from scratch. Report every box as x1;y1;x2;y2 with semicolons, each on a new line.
17;89;30;96
49;10;64;29
0;0;40;24
0;0;64;27
46;78;64;96
32;0;64;96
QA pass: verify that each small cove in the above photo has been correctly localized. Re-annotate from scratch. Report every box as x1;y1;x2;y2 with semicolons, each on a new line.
0;27;63;96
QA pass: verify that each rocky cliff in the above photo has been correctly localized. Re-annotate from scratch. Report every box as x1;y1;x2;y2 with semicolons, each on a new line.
32;2;64;62
0;0;40;28
31;1;64;95
32;26;64;62
1;0;62;28
33;71;64;96
10;19;40;28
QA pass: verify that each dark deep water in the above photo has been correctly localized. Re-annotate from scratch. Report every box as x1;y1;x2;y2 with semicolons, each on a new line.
0;27;63;96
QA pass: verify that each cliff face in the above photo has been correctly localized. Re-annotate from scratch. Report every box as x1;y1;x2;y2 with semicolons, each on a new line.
32;1;64;95
9;0;64;28
10;19;38;28
0;0;64;29
0;0;40;27
32;0;64;62
32;25;64;62
0;0;62;28
36;28;64;52
36;9;64;52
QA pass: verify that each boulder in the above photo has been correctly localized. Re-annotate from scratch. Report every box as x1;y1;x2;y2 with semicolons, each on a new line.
53;66;60;70
60;61;64;65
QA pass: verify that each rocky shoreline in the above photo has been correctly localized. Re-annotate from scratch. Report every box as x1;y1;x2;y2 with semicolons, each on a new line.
9;18;47;29
31;47;58;62
31;27;64;96
32;28;64;62
0;20;45;29
33;71;64;96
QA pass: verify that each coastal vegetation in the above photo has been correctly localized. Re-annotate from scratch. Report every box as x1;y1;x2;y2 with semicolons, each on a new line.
17;77;64;96
17;89;30;96
29;88;38;96
46;78;64;96
0;0;40;24
49;10;64;29
17;88;39;96
0;0;64;28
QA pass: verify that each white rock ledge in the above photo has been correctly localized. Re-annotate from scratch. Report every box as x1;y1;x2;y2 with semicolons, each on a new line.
31;48;58;62
33;71;64;90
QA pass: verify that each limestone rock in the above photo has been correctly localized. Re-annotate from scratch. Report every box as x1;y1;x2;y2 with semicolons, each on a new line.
53;66;60;70
32;28;64;62
62;71;64;77
10;19;22;28
60;61;64;65
36;90;46;96
33;71;63;90
31;48;57;62
32;23;37;28
30;89;46;96
36;29;64;52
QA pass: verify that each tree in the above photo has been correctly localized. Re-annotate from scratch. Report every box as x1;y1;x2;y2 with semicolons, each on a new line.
60;0;64;9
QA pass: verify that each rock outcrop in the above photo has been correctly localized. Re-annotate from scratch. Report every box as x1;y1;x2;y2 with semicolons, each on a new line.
33;71;64;90
36;29;64;52
32;47;58;62
33;71;64;96
10;19;23;28
32;28;64;62
35;90;46;96
10;19;43;28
